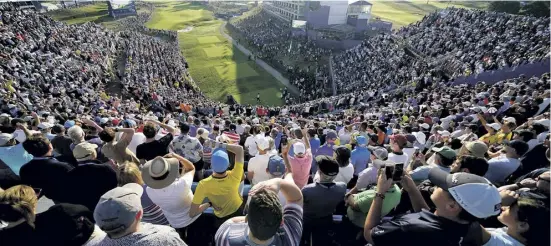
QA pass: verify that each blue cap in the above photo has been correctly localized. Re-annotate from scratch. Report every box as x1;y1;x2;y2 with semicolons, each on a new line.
64;120;75;129
267;155;285;176
356;136;367;146
326;130;338;140
211;148;229;173
123;119;137;127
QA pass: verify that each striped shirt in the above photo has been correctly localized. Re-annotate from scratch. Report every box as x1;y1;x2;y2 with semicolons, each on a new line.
215;203;303;246
223;132;241;144
140;185;169;226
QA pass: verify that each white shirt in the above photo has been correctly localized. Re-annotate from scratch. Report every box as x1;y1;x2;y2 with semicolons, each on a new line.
244;135;259;157
146;171;200;228
335;163;354;184
116;132;146;155
402;147;416;169
485;155;521;184
483;227;524;246
388;152;409;166
355;165;378;190
247;153;272;186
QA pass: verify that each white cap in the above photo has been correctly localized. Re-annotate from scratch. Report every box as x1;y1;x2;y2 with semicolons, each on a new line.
503;117;516;124
437;130;451;137
255;135;270;151
486;123;501;131
37;122;54;130
413;131;426;145
420;123;430;129
252;118;259;124
0;133;14;146
293;142;306;155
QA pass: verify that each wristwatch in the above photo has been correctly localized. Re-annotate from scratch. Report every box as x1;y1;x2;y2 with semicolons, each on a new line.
114;128;119;132
375;192;386;200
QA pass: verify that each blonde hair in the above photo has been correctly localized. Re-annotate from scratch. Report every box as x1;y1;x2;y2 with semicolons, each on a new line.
118;162;144;185
0;185;38;228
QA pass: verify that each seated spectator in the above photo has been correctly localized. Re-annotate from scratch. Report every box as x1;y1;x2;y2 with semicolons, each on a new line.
481;197;550;246
189;143;245;223
0;123;32;175
509;135;550;182
0;185;38;246
99;126;139;165
215;177;303;245
247;135;273;186
171;123;204;181
346;162;402;228
20;135;73;202
34;203;104;246
409;146;457;183
363;168;501;245
62;142;117;211
301;156;346;244
333;146;354;184
459;140;489;159
117;162;169;225
485;140;529;184
142;154;201;242
136;120;176;162
350;135;370;176
88;184;187;245
387;134;409;166
50;124;74;160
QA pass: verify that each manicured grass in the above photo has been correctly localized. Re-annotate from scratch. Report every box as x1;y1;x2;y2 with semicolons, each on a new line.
146;2;284;106
370;1;488;29
47;3;115;25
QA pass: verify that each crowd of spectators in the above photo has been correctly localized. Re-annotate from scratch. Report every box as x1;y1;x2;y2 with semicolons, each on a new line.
0;3;550;246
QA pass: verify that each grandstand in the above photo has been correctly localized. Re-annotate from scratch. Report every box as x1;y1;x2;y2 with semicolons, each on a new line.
0;1;550;246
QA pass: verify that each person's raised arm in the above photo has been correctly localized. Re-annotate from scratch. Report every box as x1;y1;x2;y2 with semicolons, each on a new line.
363;168;394;243
148;119;175;134
401;173;429;212
165;153;195;175
31;112;40;125
116;127;135;145
82;118;104;132
16;123;32;140
302;128;310;149
477;113;491;133
226;143;244;164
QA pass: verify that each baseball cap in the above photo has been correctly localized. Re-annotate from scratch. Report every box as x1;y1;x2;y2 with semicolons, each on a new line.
64;120;75;129
486;123;501;131
255;135;270;151
356;135;367;147
211;148;230;173
429;168;501;218
437;130;451;137
35;203;95;245
326;130;338;140
503;117;516;124
94;183;143;235
267;155;285;176
0;133;14;146
123;119;137;127
432;146;457;159
389;134;407;147
505;140;529;157
420;123;430;129
412;131;426;145
37;122;54;130
464;140;488;158
293;142;306;155
367;146;388;160
316;156;339;176
73;142;98;161
112;119;120;126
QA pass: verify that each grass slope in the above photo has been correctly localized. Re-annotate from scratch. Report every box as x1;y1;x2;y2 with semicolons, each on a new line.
370;1;488;29
146;2;284;106
47;3;115;25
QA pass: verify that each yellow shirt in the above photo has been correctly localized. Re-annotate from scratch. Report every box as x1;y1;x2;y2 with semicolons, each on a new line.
192;161;244;218
495;131;513;144
480;133;498;145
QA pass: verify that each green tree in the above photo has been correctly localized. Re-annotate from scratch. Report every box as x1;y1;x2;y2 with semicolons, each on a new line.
488;1;521;14
520;1;550;17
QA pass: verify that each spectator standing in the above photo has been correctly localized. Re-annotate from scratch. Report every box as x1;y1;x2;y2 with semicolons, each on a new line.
20;135;73;202
215;177;303;245
50;124;74;159
247;135;273;186
286;130;312;189
350;136;371;176
99;126;139;165
387;134;409;166
117;162;169;225
408;146;457;183
136;120;176;162
89;184;187;245
171;123;204;181
143;154;201;243
115;119;145;155
349;146;389;194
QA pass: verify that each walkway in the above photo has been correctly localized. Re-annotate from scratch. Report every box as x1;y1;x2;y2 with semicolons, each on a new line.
219;21;300;96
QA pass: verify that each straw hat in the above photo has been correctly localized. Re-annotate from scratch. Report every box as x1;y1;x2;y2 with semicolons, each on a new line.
142;157;180;189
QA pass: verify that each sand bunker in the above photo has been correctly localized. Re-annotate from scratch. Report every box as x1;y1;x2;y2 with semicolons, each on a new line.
178;26;193;33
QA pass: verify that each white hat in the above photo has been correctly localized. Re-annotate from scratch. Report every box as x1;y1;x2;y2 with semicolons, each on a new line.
420;123;430;130
293;142;306;155
37;122;54;130
486;123;501;131
437;130;451;137
252;118;259;124
534;119;550;128
413;131;426;145
255;135;270;151
0;133;14;146
487;107;497;114
503;117;516;124
0;113;9;118
100;118;108;124
429;169;501;219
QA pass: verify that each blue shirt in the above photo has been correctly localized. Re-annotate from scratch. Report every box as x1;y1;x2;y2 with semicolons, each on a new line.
309;138;321;174
351;146;370;175
0;144;33;175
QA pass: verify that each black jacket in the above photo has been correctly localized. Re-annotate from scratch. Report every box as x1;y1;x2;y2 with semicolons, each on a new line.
19;157;73;201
